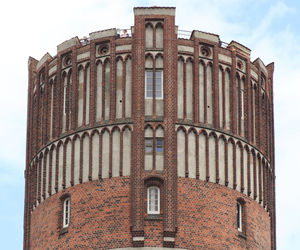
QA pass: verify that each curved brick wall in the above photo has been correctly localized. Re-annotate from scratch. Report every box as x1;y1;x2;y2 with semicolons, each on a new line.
24;6;275;250
29;178;132;249
176;178;271;249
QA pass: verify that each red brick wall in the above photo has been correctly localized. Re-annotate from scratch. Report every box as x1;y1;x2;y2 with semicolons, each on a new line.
29;177;132;249
176;178;271;249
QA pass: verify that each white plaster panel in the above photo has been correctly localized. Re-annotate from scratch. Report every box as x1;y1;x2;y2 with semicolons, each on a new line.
123;128;131;176
250;152;254;199
219;139;225;185
251;69;258;81
225;71;230;129
102;131;110;178
145;55;153;68
228;141;234;189
186;61;193;120
207;64;213;124
243;149;248;195
218;54;232;64
92;133;100;180
252;87;256;144
78;68;84;126
156;25;163;49
145;127;153;137
193;31;219;43
49;85;54;139
57;37;80;53
66;142;72;188
145;25;153;49
82;136;89;182
198;133;206;181
112;130;120;177
255;156;259;202
104;62;110;120
125;59;132;118
145;155;153;171
199;63;205;123
45;152;49;198
156;154;164;171
86;66;90;125
74;138;80;185
177;60;184;119
219;68;223;127
177;130;185;177
37;53;52;70
96;63;102;121
241;78;245;137
178;45;194;53
156;100;164;116
156;127;164;137
62;77;67;132
155;55;163;68
40;156;43;202
209;136;216;182
236;145;242;192
188;132;196;178
58;145;63;192
116;60;123;119
89;29;117;40
116;45;132;52
48;65;57;75
51;148;56;195
134;8;175;16
145;99;153;116
77;52;90;61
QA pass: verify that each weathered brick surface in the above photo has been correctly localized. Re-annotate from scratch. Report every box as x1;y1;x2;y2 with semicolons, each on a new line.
176;178;271;249
29;177;131;249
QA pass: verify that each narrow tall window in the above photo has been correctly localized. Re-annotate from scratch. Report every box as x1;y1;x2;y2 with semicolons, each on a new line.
145;138;153;153
156;138;163;153
155;70;163;99
145;70;163;99
147;186;160;214
145;70;153;98
237;201;242;232
63;197;71;228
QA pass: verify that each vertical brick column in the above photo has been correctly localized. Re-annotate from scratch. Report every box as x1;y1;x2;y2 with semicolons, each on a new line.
90;40;96;126
131;12;146;246
213;45;219;128
162;13;177;247
230;50;237;134
245;58;251;142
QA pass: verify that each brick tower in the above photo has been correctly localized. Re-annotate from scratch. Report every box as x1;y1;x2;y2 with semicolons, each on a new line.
24;7;276;249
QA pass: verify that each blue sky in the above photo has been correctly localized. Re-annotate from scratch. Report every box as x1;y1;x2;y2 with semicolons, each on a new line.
0;0;300;249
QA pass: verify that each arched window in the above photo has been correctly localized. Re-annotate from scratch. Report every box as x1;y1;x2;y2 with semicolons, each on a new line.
63;197;71;228
237;201;242;232
236;198;246;236
147;186;160;214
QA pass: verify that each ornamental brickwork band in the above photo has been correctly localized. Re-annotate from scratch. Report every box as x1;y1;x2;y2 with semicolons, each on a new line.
24;7;275;250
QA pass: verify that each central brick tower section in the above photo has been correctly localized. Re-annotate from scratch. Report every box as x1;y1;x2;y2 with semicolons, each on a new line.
24;7;276;250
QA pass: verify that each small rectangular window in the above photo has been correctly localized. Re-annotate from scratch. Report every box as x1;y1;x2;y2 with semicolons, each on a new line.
237;202;242;232
145;138;153;153
63;198;71;228
155;70;163;99
156;138;163;153
145;70;153;98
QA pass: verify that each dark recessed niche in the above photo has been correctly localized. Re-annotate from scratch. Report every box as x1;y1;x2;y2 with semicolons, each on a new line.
200;46;211;57
64;55;72;66
98;44;109;55
237;60;243;70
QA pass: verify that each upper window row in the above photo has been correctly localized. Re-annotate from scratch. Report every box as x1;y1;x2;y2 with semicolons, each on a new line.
145;70;163;99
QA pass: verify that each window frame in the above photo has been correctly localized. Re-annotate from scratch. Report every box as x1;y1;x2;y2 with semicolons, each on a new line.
237;201;242;232
145;138;153;154
145;69;163;100
147;186;160;215
63;197;71;228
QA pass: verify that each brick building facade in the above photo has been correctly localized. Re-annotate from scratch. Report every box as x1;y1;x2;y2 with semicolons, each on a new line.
24;7;276;249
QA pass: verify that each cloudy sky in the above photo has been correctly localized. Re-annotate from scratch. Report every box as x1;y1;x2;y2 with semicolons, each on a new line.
0;0;299;249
